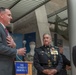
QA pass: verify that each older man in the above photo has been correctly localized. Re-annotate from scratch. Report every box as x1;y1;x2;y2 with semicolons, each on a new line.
33;33;62;75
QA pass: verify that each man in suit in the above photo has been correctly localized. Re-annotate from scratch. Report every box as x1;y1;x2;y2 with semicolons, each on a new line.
72;46;76;67
33;33;62;75
58;46;71;75
0;7;26;75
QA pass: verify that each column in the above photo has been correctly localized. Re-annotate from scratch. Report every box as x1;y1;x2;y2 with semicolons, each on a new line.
68;0;76;75
35;5;51;45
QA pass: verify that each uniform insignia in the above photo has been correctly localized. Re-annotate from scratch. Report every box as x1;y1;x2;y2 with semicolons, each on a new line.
48;52;50;53
50;47;58;55
41;51;44;53
40;51;44;53
53;51;58;55
40;51;44;55
54;55;57;61
48;60;52;67
47;48;49;50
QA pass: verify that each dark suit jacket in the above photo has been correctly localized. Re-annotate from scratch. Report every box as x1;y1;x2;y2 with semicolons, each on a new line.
72;46;76;67
0;24;17;75
61;54;70;69
33;46;62;75
58;54;70;75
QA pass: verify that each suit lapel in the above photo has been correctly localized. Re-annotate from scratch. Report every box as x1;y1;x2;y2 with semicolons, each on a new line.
0;23;7;36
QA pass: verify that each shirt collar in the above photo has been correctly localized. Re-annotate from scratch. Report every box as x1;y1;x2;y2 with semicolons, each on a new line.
0;22;6;29
43;45;52;48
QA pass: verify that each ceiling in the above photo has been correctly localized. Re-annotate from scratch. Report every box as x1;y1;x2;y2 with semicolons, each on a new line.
48;6;68;24
0;0;50;23
0;0;68;40
47;5;68;40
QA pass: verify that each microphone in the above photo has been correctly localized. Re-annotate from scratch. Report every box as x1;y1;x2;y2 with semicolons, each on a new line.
23;40;26;47
23;40;26;61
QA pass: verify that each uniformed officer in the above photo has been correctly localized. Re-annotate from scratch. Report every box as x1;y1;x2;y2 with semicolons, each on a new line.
33;33;62;75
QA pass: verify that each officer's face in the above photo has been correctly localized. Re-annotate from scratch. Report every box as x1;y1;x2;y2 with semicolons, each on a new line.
43;34;51;46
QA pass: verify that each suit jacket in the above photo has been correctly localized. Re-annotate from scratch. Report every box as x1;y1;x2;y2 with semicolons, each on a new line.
33;45;62;75
58;54;70;75
61;54;70;69
0;24;17;75
72;46;76;67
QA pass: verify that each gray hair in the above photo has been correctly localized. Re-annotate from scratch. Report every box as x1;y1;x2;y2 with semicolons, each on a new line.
43;33;51;38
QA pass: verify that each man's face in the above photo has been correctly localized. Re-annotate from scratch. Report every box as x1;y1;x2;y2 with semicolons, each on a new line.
1;9;12;26
43;34;51;46
59;47;63;54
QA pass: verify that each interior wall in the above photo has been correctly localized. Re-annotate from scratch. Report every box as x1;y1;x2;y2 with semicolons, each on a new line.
13;11;41;47
11;0;68;50
45;0;67;15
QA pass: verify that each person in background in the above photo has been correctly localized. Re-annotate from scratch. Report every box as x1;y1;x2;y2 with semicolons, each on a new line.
33;33;62;75
58;46;71;75
0;7;26;75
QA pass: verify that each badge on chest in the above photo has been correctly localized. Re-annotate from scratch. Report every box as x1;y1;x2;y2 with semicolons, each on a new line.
50;47;59;61
50;47;58;55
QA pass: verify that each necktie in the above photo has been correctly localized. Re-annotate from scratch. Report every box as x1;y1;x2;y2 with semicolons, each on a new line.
5;28;9;36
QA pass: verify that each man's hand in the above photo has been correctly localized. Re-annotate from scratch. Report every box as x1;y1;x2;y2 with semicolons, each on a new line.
48;69;57;75
6;36;26;56
17;47;26;56
42;69;50;74
6;36;16;48
66;65;71;70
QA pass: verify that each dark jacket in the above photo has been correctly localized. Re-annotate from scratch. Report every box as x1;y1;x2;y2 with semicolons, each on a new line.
0;24;17;75
58;54;70;75
72;46;76;67
33;45;62;75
